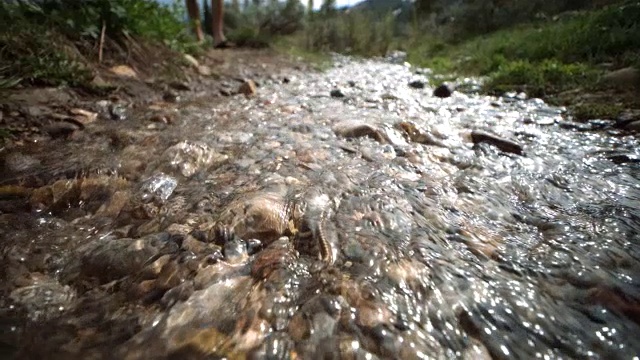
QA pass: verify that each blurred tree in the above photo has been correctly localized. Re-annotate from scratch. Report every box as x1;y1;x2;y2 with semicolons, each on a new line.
203;0;212;35
320;0;336;16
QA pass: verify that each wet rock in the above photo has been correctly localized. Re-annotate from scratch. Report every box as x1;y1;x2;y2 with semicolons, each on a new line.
396;121;446;147
160;281;194;308
623;120;640;132
119;276;254;358
69;108;98;125
139;254;172;279
333;121;388;144
250;237;295;280
433;83;454;98
558;121;591;131
78;233;169;283
239;79;257;96
587;119;614;130
148;113;172;124
79;176;130;204
408;80;425;89
161;141;228;178
600;67;640;89
9;276;75;322
162;91;179;103
607;153;640;164
216;192;294;245
330;89;345;98
223;237;248;264
197;65;212;76
139;174;177;203
169;81;191;91
155;259;187;292
249;333;295;359
615;109;640;128
109;104;127;121
470;130;523;155
2;152;41;173
94;190;130;218
43;121;79;138
246;238;263;255
29;179;76;210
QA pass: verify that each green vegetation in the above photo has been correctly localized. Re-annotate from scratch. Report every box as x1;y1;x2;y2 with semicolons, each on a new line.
571;102;625;121
217;0;306;48
0;0;197;87
299;10;396;57
407;1;640;100
273;37;332;70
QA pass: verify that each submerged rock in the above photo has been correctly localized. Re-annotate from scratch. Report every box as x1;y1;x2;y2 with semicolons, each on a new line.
78;233;171;283
161;141;228;178
215;192;295;245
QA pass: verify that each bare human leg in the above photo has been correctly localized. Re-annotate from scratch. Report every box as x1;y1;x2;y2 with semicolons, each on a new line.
185;0;205;42
211;0;227;47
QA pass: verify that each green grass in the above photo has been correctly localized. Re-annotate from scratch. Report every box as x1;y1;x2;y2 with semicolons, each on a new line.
407;1;640;97
486;59;599;97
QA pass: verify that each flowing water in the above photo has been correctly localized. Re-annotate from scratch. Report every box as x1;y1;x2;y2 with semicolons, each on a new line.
1;55;640;359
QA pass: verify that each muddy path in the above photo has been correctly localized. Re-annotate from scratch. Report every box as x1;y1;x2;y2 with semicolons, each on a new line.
1;50;640;359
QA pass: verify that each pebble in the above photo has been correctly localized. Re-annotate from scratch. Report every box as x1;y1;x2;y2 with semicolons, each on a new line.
330;89;345;98
433;83;453;98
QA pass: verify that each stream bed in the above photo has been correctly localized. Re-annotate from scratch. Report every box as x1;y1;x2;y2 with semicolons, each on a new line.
1;54;639;359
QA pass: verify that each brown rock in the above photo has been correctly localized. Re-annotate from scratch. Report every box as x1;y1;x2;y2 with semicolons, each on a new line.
43;121;79;138
333;121;388;144
109;65;138;79
238;80;257;96
198;65;212;76
183;54;200;68
471;130;523;155
600;67;640;89
149;114;172;124
70;108;98;125
95;190;130;218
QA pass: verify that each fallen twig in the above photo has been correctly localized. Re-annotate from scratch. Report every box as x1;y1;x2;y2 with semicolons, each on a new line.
98;20;106;63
